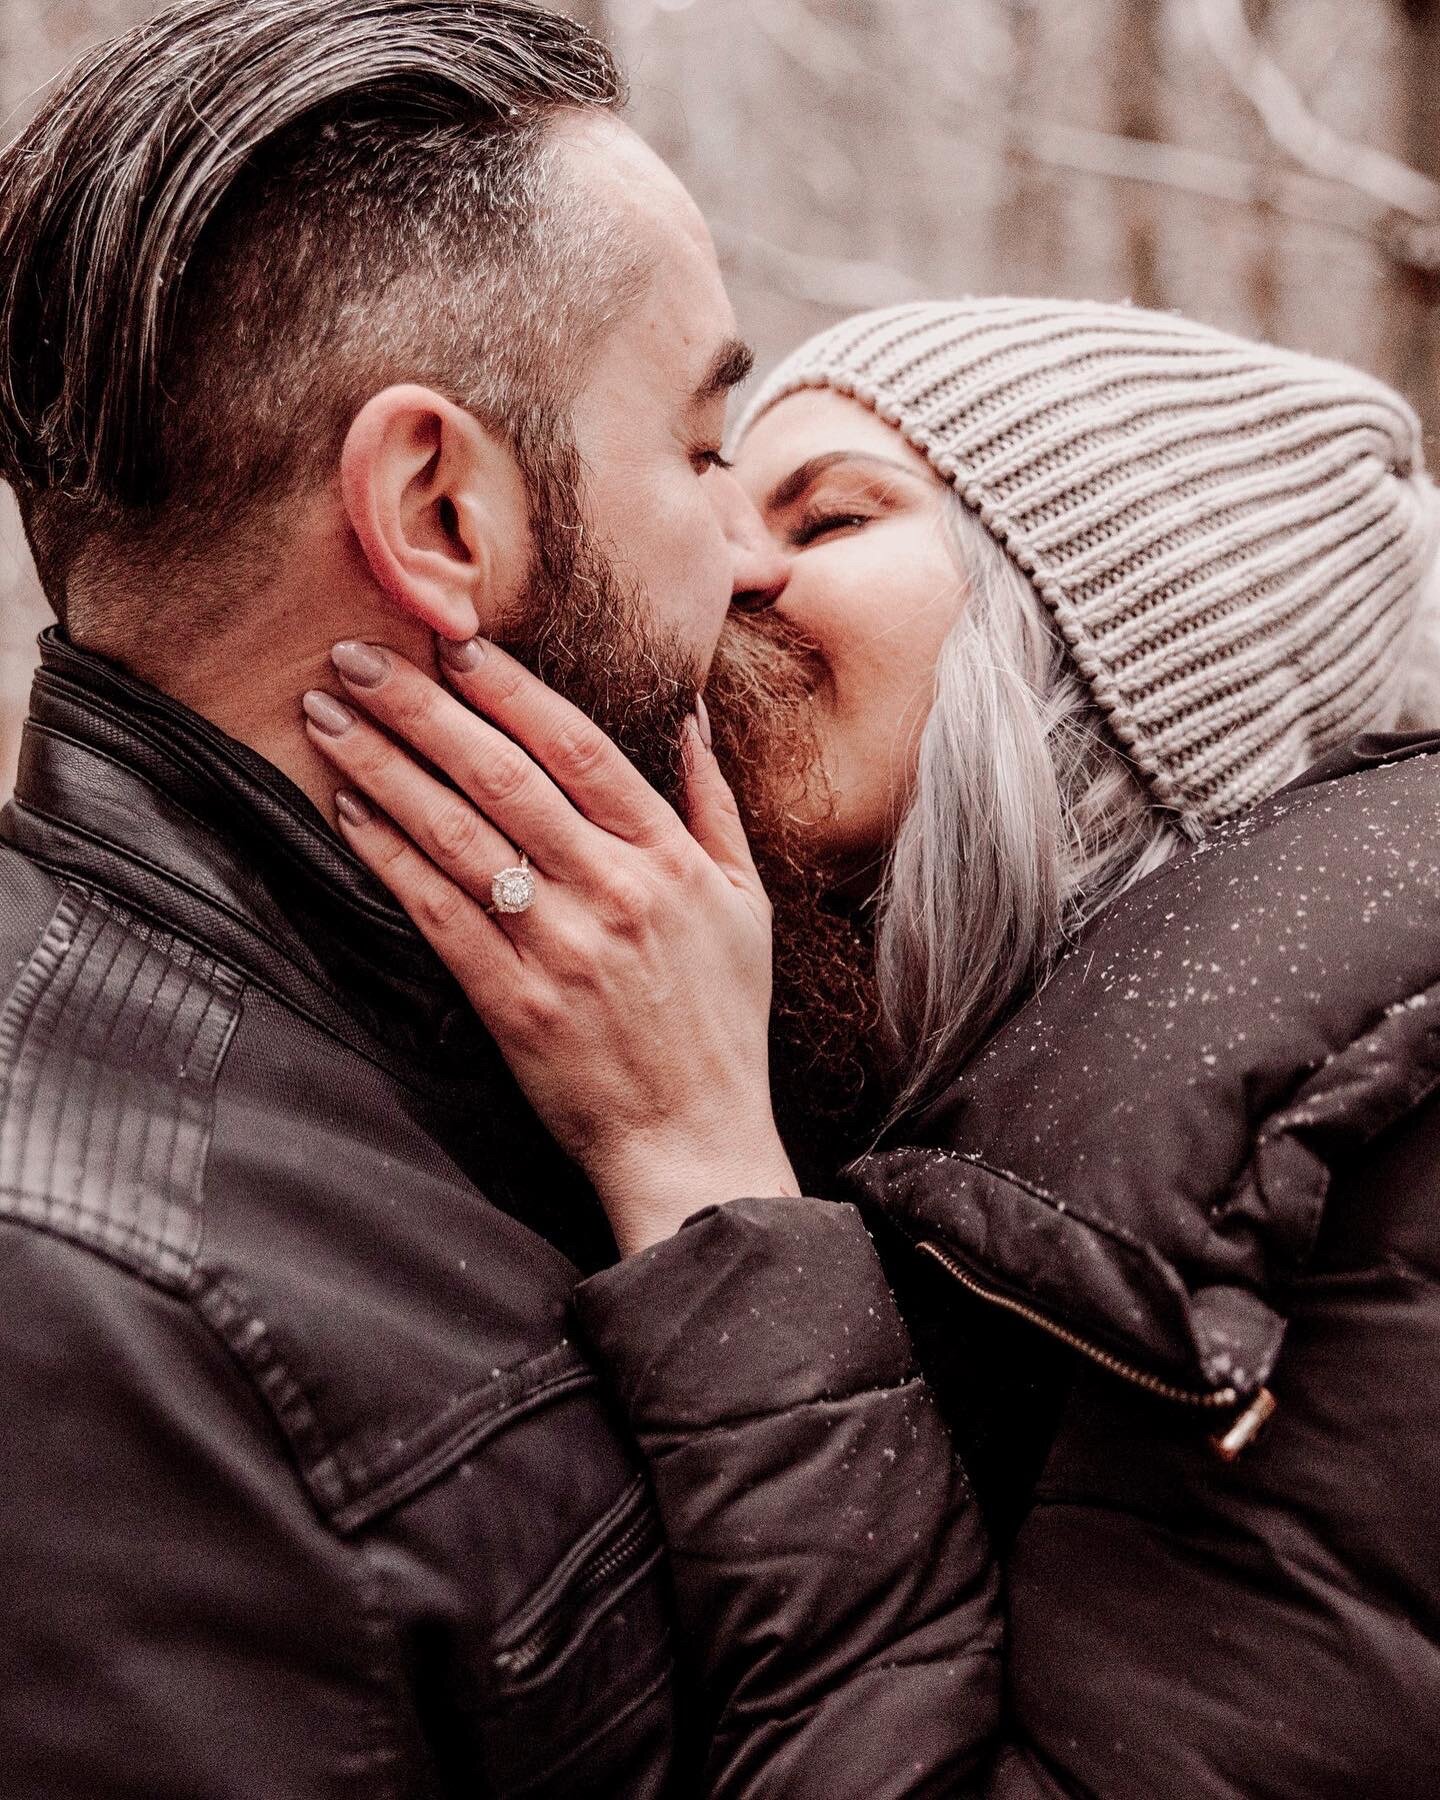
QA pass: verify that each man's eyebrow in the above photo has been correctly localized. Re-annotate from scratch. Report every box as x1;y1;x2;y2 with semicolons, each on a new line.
765;450;923;513
695;336;755;401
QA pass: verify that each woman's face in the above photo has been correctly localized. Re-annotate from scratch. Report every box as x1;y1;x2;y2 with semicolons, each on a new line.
733;389;968;883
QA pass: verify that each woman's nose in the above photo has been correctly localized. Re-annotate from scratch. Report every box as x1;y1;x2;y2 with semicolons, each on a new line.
731;545;790;613
719;474;791;612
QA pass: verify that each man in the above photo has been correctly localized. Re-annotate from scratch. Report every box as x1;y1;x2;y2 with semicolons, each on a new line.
0;4;997;1795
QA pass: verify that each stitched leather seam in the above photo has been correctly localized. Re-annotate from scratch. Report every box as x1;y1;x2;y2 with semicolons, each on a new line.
0;1198;197;1291
9;793;372;1001
502;1646;675;1797
0;887;84;1069
8;827;460;1100
0;1189;196;1287
0;864;594;1537
332;1351;599;1535
0;889;239;1283
191;1266;600;1532
351;1536;425;1800
0;1219;587;1560
191;1269;347;1516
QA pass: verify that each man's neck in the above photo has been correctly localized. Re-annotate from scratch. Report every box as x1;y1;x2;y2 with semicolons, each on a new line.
162;637;365;823
69;551;434;824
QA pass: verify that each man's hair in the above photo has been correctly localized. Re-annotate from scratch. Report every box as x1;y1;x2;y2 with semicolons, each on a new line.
0;0;631;624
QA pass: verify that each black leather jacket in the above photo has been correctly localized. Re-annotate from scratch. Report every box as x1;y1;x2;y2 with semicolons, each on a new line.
0;632;999;1799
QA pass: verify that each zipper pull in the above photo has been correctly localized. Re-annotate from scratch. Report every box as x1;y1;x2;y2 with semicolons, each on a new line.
1209;1387;1278;1462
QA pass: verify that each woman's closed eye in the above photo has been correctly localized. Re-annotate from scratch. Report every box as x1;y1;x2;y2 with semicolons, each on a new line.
791;507;875;548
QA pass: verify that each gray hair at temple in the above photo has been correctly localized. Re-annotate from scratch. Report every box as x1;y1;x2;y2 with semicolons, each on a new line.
0;0;636;645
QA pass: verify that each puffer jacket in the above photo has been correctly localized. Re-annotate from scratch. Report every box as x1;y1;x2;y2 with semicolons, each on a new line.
848;731;1440;1798
0;630;1000;1799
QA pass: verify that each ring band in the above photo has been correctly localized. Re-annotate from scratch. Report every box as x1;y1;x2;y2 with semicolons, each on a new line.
486;853;536;917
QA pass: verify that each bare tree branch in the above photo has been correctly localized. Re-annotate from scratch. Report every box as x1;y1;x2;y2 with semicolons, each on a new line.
975;107;1403;248
978;108;1325;219
731;0;1425;284
710;219;926;312
745;0;864;83
1195;0;1440;274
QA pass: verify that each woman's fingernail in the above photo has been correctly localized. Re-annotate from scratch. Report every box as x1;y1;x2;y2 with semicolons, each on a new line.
335;790;371;828
302;690;355;736
330;640;389;687
438;635;486;672
694;693;713;749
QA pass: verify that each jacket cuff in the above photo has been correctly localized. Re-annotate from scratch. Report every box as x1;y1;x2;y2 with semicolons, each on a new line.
572;1196;915;1429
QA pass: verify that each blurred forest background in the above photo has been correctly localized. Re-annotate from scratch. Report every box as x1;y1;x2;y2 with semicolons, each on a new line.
1;0;1438;790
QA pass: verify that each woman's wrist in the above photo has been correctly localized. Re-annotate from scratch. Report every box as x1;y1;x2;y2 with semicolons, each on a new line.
593;1126;802;1256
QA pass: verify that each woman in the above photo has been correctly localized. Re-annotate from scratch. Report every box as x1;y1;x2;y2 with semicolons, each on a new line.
307;300;1440;1794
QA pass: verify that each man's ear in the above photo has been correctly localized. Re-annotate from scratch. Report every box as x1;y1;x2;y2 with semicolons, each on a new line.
339;384;531;640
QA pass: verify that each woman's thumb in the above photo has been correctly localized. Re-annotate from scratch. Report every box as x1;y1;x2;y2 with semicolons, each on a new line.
683;702;760;884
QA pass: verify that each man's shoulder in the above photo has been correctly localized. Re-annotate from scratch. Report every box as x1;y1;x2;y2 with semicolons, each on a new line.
0;867;602;1535
0;871;239;1284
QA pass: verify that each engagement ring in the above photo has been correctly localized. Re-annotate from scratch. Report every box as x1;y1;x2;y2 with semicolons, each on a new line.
488;854;536;916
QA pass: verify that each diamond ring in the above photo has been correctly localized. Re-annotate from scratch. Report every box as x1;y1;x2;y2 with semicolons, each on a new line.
486;853;536;917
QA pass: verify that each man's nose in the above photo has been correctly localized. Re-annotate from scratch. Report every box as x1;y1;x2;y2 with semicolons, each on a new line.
719;474;790;613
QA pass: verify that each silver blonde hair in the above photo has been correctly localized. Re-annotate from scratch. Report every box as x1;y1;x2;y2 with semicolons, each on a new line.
876;484;1440;1118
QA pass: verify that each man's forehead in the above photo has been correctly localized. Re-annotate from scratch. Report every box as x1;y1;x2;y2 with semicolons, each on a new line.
550;111;710;249
550;114;738;401
610;245;736;392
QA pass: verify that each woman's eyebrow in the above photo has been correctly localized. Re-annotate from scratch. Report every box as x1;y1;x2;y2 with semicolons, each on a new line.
764;450;926;512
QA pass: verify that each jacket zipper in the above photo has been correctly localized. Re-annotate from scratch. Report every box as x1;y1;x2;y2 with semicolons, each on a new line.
917;1240;1276;1459
495;1501;660;1684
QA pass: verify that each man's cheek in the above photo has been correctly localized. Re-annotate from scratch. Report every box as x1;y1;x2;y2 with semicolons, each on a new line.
648;497;728;613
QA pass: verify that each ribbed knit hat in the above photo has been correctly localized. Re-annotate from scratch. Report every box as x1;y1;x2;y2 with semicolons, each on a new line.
739;298;1436;836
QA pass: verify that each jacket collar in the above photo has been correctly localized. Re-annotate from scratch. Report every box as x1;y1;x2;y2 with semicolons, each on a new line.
3;628;484;1076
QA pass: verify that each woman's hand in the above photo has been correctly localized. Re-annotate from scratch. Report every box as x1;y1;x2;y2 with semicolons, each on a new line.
303;636;800;1255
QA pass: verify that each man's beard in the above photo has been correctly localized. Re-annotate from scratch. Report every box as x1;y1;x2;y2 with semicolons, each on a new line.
500;433;886;1187
704;609;887;1187
497;433;699;807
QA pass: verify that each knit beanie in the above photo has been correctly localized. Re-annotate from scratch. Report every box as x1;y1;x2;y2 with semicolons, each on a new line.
738;298;1436;836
